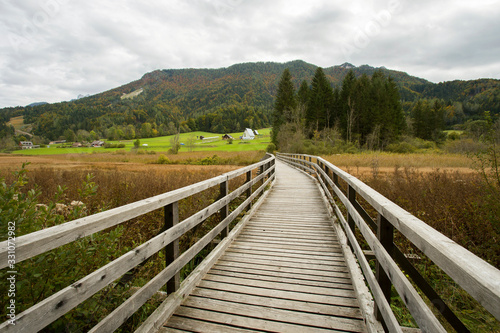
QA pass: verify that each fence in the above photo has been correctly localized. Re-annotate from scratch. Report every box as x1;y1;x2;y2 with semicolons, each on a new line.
0;154;275;332
278;153;500;332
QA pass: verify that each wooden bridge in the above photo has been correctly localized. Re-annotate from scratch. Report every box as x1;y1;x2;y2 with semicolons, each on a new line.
1;154;499;332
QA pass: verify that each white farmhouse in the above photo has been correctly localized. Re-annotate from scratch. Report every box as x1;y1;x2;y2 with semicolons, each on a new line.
242;128;255;140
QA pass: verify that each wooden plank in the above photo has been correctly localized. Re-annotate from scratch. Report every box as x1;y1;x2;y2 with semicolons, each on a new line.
219;254;348;272
234;235;341;248
180;296;365;332
164;316;260;333
228;243;344;258
229;241;342;254
191;287;363;319
225;247;344;262
221;250;346;266
211;263;351;284
208;268;353;289
210;266;353;290
202;273;356;298
172;306;346;333
197;280;359;307
214;261;351;279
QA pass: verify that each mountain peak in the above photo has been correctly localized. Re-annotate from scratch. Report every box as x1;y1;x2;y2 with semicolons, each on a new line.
339;62;356;69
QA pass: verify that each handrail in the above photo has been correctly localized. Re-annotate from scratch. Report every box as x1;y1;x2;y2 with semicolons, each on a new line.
0;154;276;332
278;153;500;332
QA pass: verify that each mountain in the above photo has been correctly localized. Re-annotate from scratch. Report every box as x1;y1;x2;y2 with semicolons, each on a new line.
6;60;500;140
26;102;48;107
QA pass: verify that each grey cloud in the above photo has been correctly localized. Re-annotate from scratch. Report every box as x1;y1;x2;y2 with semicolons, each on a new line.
1;0;499;107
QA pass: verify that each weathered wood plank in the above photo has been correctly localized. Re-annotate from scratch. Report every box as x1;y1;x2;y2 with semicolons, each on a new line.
211;264;352;284
221;250;346;266
228;243;344;258
225;247;344;262
191;287;363;319
202;273;356;298
172;306;347;333
181;296;365;332
229;240;340;254
198;279;359;308
214;260;351;279
164;316;260;333
209;268;352;289
219;254;348;272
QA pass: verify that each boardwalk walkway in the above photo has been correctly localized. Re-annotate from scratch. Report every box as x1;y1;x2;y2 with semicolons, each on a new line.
162;160;367;332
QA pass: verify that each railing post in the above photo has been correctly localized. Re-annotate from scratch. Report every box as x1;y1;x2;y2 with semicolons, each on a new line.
219;180;229;238
347;185;356;233
375;213;394;324
246;170;252;209
164;201;180;294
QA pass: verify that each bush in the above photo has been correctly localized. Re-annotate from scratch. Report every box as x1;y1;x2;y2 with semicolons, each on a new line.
386;141;417;153
104;143;125;149
266;143;276;153
157;154;171;164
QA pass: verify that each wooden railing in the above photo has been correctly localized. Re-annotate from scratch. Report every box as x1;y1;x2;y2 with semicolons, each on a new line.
278;153;500;333
0;154;275;332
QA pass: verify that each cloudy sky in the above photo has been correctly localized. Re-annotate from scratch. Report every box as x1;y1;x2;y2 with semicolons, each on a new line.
1;0;499;108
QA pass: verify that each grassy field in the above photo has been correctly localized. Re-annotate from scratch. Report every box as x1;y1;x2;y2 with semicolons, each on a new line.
11;128;272;155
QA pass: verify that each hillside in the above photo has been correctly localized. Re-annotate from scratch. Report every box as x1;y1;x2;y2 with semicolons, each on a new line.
3;60;500;140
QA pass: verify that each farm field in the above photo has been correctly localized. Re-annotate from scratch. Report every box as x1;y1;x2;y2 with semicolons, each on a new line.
11;128;272;155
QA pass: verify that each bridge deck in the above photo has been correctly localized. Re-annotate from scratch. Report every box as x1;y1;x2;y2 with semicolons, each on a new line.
161;161;367;332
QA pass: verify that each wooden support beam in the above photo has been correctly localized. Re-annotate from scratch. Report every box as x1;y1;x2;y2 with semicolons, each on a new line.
375;213;394;325
219;180;229;238
246;170;252;210
164;202;180;294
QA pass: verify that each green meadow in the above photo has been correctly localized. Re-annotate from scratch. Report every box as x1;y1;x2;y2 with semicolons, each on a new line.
12;128;271;155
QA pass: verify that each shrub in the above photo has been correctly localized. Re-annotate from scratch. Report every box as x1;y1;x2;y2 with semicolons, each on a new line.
386;141;417;153
104;143;125;148
266;143;276;153
157;154;171;164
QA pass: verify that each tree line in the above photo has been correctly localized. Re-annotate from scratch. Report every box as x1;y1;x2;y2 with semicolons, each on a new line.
272;68;406;150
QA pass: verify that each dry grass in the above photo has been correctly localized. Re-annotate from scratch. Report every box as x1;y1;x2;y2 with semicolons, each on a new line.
322;152;474;178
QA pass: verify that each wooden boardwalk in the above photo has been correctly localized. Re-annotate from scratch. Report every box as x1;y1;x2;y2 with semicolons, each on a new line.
162;161;367;332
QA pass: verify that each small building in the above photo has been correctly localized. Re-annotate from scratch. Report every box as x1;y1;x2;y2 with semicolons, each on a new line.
222;134;234;140
72;142;82;148
91;140;104;147
242;128;255;140
19;141;33;149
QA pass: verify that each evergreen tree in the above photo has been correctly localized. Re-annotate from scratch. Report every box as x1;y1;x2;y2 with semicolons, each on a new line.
339;70;357;140
297;80;310;106
306;67;334;132
272;68;297;146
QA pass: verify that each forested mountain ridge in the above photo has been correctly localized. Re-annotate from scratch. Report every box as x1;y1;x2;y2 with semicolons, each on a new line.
2;60;500;141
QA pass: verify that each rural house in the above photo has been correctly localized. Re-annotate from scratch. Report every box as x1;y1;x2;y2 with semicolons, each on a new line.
19;141;39;149
91;140;104;147
242;128;255;140
222;134;234;140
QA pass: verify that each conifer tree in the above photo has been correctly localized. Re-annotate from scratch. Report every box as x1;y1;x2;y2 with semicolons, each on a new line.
272;68;296;146
306;67;334;132
297;80;310;107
